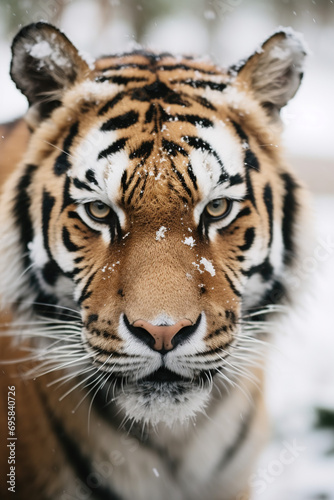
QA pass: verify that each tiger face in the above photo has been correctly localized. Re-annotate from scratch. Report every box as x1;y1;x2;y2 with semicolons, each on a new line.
0;23;307;425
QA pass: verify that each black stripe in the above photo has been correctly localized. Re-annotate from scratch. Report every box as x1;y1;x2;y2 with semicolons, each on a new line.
254;279;286;315
86;169;99;186
42;190;63;285
78;271;97;305
54;122;79;175
192;95;216;110
98;138;128;160
129;140;154;160
231;120;248;143
171;160;193;200
172;79;227;92
62;226;83;252
61;175;74;211
73;178;94;192
162;139;188;157
183;136;223;167
97;75;148;85
229;173;243;186
238;227;255;251
263;183;274;247
242;258;273;281
231;120;260;171
126;175;142;205
174;114;213;128
14;164;37;255
187;162;198;191
101;110;139;131
98;92;125;115
245;168;257;209
223;270;241;297
281;172;299;265
244;148;260;171
37;387;123;500
215;404;255;472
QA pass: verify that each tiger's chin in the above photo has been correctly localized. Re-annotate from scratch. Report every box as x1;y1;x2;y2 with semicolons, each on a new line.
114;376;212;427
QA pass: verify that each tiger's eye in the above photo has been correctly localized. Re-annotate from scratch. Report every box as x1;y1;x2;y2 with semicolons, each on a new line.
86;201;111;221
205;198;231;219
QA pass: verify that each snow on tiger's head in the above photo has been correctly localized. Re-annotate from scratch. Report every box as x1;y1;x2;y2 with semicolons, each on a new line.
0;22;308;424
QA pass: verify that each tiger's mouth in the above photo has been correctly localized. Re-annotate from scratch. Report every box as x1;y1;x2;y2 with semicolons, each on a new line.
137;366;192;384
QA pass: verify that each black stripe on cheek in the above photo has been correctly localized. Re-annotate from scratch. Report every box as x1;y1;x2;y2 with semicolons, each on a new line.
263;183;273;247
98;137;128;160
54;121;79;176
238;227;255;251
78;271;97;305
255;279;286;315
215;402;255;472
101;110;139;131
223;270;241;297
187;162;198;191
42;191;64;285
14;164;38;254
281;172;299;265
62;226;83;252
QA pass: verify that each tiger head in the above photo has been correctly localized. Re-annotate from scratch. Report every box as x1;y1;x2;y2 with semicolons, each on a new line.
0;23;307;425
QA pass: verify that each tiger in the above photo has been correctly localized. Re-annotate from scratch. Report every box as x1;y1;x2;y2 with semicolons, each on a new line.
0;22;308;500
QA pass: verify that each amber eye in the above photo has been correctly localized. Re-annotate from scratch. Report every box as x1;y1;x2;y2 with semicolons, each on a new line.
85;201;111;221
205;198;231;219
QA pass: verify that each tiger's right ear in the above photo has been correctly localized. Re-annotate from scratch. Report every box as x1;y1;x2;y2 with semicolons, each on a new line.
10;22;91;127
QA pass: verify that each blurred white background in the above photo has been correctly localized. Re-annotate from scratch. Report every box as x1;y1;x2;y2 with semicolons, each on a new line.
0;1;333;498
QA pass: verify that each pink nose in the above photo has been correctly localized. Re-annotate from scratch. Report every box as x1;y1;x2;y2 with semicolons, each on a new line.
133;319;192;351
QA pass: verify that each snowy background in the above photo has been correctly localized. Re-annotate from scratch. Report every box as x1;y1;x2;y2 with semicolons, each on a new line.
0;0;333;498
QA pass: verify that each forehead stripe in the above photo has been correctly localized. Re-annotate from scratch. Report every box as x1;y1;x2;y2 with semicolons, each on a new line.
98;92;125;115
100;110;139;132
98;137;128;160
171;79;227;92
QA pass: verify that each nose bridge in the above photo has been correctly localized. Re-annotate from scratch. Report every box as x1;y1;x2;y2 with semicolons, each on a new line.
121;229;200;322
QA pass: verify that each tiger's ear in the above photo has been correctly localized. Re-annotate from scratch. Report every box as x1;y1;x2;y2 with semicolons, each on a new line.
10;22;91;126
231;28;308;119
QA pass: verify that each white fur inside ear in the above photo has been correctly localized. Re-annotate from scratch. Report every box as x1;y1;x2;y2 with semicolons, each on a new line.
24;37;72;70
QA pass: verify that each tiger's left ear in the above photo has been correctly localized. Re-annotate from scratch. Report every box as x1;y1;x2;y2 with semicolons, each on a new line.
10;22;91;127
232;28;308;118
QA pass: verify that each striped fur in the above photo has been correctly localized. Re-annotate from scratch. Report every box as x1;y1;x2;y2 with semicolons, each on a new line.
0;23;308;500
